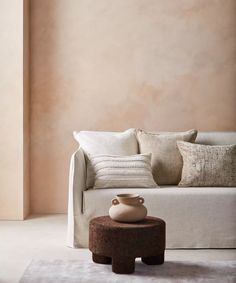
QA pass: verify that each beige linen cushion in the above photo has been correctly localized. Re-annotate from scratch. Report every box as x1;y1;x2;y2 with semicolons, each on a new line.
87;153;158;189
177;141;236;187
137;129;197;185
73;129;138;188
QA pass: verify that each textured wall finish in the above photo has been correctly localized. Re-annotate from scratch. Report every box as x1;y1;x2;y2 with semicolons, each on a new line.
30;0;236;213
0;0;30;219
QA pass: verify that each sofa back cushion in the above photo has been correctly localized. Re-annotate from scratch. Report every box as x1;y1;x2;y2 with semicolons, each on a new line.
137;129;197;185
73;129;138;188
87;153;158;189
178;141;236;187
196;132;236;145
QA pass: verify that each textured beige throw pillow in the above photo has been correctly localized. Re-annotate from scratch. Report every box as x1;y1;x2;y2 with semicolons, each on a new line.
177;141;236;187
137;129;197;185
87;153;158;189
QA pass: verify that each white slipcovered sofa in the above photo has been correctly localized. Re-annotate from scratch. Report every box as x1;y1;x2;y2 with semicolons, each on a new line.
67;132;236;248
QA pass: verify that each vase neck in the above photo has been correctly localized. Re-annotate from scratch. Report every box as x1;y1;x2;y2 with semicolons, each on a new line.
118;197;140;205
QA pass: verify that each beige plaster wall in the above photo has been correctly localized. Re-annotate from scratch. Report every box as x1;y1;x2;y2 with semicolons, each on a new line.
0;0;29;219
30;0;236;213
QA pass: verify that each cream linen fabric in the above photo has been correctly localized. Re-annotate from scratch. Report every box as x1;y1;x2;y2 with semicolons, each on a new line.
67;132;236;249
83;187;236;248
137;129;197;185
178;141;236;187
196;131;236;145
87;154;158;189
73;129;138;188
73;128;138;155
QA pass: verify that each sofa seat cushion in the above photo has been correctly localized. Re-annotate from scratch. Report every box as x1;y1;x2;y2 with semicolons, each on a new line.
83;187;236;248
83;186;236;215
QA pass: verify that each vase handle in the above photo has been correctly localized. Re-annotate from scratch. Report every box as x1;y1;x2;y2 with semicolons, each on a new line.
112;198;119;205
139;197;144;204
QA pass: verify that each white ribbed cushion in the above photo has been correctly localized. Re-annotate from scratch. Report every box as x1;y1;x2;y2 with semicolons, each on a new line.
87;154;158;189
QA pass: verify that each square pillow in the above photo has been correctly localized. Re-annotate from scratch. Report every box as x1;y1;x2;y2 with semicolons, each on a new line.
137;129;197;185
73;129;138;188
177;141;236;187
87;153;158;189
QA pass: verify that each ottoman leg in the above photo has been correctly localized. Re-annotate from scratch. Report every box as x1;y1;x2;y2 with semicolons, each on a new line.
142;252;164;265
112;256;135;274
92;253;112;264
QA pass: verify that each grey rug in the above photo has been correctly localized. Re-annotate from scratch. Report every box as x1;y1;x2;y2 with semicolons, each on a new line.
20;260;236;283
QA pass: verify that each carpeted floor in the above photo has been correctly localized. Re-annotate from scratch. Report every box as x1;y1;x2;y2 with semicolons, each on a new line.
20;259;236;283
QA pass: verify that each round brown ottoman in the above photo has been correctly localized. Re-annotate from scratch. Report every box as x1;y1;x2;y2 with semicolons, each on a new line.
89;216;166;274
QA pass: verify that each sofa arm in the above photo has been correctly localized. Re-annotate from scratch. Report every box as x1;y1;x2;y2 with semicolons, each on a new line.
67;147;86;248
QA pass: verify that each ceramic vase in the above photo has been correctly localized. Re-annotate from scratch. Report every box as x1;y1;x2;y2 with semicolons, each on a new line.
109;193;147;223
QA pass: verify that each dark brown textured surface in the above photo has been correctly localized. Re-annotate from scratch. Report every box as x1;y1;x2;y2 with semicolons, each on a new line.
89;216;166;274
